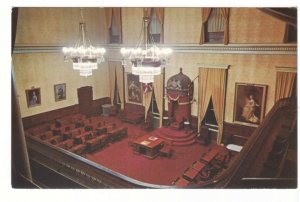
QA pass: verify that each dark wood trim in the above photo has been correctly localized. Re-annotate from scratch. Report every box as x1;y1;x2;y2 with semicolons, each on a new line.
222;122;256;146
22;97;111;129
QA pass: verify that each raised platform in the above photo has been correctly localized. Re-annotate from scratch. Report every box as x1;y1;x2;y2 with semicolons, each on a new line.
153;127;197;146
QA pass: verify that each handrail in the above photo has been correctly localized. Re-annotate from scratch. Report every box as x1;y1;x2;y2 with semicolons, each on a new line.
26;135;173;188
191;97;296;188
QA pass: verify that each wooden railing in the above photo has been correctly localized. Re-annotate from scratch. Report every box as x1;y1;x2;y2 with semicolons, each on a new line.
26;135;172;188
191;98;296;188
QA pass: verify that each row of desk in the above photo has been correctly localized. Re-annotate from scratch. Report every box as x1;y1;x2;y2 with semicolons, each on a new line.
174;147;226;187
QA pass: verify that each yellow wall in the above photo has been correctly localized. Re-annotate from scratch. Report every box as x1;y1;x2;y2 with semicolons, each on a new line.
229;8;286;43
164;8;202;44
16;7;107;45
12;53;109;117
121;7;287;44
122;8;143;44
166;53;297;122
13;7;296;121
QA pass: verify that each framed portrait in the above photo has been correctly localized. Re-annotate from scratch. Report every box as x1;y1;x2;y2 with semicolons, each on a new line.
126;73;143;104
54;83;66;102
233;83;267;126
25;87;41;108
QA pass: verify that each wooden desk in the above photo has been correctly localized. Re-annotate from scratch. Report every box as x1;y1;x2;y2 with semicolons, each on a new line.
201;149;219;163
107;127;127;142
192;161;206;172
86;135;108;152
183;168;199;181
132;135;164;159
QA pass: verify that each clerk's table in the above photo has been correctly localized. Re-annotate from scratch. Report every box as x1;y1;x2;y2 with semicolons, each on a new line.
131;135;165;159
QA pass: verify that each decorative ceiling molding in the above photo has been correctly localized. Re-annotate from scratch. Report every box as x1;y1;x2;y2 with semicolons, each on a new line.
197;63;230;69
275;66;297;73
13;43;297;55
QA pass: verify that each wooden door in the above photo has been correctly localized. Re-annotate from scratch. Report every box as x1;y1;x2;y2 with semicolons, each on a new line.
77;86;93;115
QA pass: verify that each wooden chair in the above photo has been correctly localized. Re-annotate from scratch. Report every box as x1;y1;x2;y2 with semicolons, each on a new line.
160;144;173;158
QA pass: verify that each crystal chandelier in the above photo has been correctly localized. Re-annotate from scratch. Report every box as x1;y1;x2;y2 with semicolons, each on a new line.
62;9;106;77
120;17;172;83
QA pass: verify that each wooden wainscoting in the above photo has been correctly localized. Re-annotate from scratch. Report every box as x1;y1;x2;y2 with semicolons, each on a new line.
222;122;256;146
22;97;111;129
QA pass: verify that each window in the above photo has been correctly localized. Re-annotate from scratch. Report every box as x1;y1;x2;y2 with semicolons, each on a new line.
202;98;218;129
284;24;297;43
205;8;224;43
149;92;160;118
149;9;161;43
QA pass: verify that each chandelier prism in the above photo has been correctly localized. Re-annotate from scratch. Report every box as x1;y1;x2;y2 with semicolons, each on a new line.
63;9;106;77
121;17;172;83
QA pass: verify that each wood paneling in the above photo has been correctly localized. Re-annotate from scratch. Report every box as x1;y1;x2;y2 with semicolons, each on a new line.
22;97;110;129
78;86;93;115
222;122;256;146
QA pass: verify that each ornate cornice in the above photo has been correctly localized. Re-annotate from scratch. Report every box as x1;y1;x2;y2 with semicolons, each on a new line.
275;66;297;73
14;43;297;55
197;63;230;69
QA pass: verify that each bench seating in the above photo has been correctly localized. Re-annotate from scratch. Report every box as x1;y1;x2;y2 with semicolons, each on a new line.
86;135;108;152
27;123;50;136
45;135;64;145
107;127;128;142
40;131;54;141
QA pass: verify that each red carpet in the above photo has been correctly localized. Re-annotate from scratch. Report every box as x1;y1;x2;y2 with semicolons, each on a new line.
85;116;211;185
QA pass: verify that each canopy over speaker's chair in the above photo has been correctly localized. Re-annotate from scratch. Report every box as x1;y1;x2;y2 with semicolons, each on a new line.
166;68;193;130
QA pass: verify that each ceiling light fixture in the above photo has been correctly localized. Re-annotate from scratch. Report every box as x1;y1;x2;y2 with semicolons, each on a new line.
121;16;172;83
62;8;106;77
